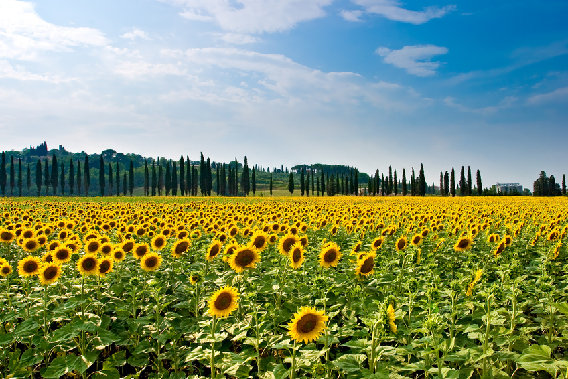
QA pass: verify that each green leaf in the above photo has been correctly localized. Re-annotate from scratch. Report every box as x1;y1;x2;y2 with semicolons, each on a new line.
333;354;366;373
555;302;568;315
13;318;40;339
42;354;82;378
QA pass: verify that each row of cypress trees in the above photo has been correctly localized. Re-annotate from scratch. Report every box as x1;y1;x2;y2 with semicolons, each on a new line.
365;164;427;196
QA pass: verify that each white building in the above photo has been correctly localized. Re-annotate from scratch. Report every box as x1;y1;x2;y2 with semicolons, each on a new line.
494;183;523;194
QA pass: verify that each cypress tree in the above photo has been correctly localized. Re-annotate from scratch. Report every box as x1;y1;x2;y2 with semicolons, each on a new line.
10;156;15;196
44;158;50;195
186;157;191;196
382;173;386;196
172;161;178;196
410;169;415;196
35;159;42;196
316;176;320;196
179;156;185;196
444;171;449;196
99;155;104;196
388;166;393;195
402;169;407;196
192;164;198;196
476;169;482;195
439;172;444;196
206;158;212;196
394;170;398;195
270;173;273;195
144;160;149;196
335;175;340;196
300;167;305;196
419;163;426;196
216;165;220;195
221;164;227;195
234;159;239;196
450;168;456;197
60;162;64;195
242;157;250;196
108;162;113;194
288;172;294;194
129;160;134;196
17;158;22;197
311;169;315;195
252;167;256;195
563;174;566;195
158;160;163;196
467;166;472;195
306;170;310;197
228;166;233;196
354;169;359;195
0;152;5;196
151;162;157;196
84;155;90;196
123;173;127;196
26;163;31;195
321;170;325;196
77;161;82;195
115;161;119;196
69;160;75;195
374;170;379;195
199;153;205;196
459;166;466;196
51;155;58;195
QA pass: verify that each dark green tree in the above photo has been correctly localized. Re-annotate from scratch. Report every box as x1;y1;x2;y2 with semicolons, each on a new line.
316;176;320;196
123;173;127;196
388;166;393;195
51;155;58;195
252;167;256;195
144;160;149;196
476;170;482;195
199;153;205;196
311;169;315;195
394;170;398;195
35;159;42;196
10;156;15;196
444;171;449;196
108;163;113;195
99;155;105;196
269;173;273;195
216;165;220;195
467;166;472;195
418;164;426;196
179;156;185;196
450;168;456;197
206;158;212;196
151;162;157;196
60;162;64;195
17;158;22;197
44;158;50;195
84;155;90;196
563;174;566;195
288;172;294;195
300;167;305;196
158;159;163;196
321;170;325;196
410;169;415;196
128;160;134;196
172;161;178;196
115;161;119;196
77;161;82;195
242;156;250;196
69;160;75;195
0;152;5;196
459;166;466;196
27;163;31;195
402;169;407;196
185;157;191;196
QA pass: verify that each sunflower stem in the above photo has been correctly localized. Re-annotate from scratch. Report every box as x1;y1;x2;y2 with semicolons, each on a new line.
43;284;48;337
290;340;297;379
210;316;217;379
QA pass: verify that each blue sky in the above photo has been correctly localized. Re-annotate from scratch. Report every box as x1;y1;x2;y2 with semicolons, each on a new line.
1;0;567;189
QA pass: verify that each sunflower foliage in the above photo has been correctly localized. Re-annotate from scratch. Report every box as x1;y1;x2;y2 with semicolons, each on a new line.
0;196;566;378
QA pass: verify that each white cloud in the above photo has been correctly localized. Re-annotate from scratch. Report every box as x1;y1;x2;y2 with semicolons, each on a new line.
340;10;364;22
160;0;333;33
347;0;455;24
444;96;517;115
121;28;151;41
377;45;448;76
527;87;568;105
0;60;67;82
0;0;107;60
213;33;259;45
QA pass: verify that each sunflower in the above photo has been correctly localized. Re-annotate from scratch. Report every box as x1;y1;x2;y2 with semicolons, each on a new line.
454;236;473;252
249;231;269;252
411;234;423;246
288;243;305;269
0;229;15;243
288;306;328;344
133;243;150;259
171;238;191;258
370;237;384;250
206;241;222;261
502;235;513;246
22;238;41;253
189;272;201;285
278;234;299;256
77;254;99;276
85;240;101;255
319;242;341;268
209;286;239;318
18;256;41;276
42;251;55;264
98;257;114;276
39;263;61;285
21;228;35;239
355;252;375;276
110;248;125;262
141;252;162;272
493;241;506;257
151;234;168;250
120;240;135;254
351;241;362;254
487;234;499;243
228;246;260;273
395;236;407;251
1;264;13;277
299;235;308;248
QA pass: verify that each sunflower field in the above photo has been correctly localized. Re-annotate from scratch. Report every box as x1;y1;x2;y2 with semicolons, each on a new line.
0;196;567;378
